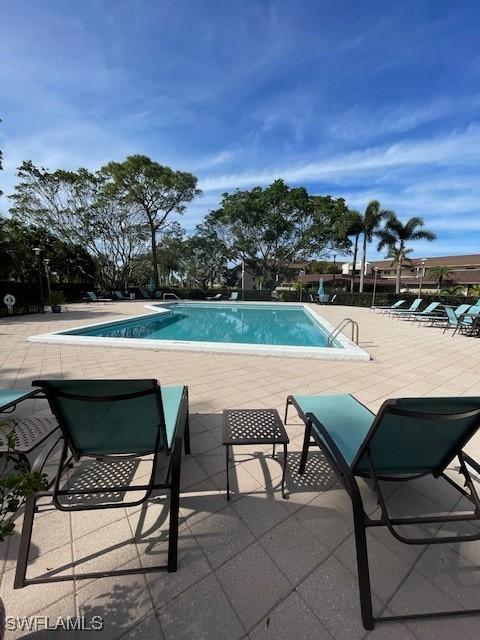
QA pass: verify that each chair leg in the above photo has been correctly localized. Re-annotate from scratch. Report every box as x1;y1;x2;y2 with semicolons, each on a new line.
352;507;375;630
14;494;37;589
298;420;311;475
167;438;182;573
284;396;292;424
184;413;191;455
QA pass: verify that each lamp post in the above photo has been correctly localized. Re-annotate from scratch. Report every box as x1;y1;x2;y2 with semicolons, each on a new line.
241;259;245;301
372;267;378;307
44;258;51;299
33;247;45;313
332;254;337;286
418;259;426;298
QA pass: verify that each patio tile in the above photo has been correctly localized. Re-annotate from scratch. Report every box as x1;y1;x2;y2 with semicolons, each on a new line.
387;567;462;617
72;517;139;577
1;549;75;619
298;555;382;640
231;492;290;538
3;593;76;640
405;614;480;640
75;560;154;639
295;486;354;551
333;531;412;604
259;515;329;586
158;573;244;640
188;505;255;569
249;591;333;640
215;542;291;630
2;302;480;639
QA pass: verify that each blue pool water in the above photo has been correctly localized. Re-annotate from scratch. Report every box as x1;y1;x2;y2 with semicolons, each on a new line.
66;303;340;349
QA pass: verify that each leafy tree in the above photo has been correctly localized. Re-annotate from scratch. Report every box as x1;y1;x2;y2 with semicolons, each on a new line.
306;260;338;274
208;179;350;288
345;210;363;292
428;266;452;293
377;213;436;293
0;218;97;282
179;223;229;288
8;161;147;289
441;285;465;296
0;217;13;276
358;200;390;293
156;223;185;285
102;156;201;288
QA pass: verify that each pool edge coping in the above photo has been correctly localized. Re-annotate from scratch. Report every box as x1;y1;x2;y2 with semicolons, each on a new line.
27;301;371;362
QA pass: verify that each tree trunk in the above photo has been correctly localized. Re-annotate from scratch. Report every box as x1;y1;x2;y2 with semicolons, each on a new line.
350;234;359;292
150;224;159;289
359;234;367;293
396;260;402;294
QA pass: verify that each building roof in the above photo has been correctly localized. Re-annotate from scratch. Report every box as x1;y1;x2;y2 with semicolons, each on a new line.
370;254;480;269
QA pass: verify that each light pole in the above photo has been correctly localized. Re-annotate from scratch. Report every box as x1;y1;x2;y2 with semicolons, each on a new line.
372;267;378;307
332;254;337;286
44;258;51;298
241;259;245;301
418;259;426;298
33;247;45;313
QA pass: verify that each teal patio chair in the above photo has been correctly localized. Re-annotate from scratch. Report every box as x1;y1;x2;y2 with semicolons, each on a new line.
397;301;440;320
370;299;405;313
114;290;130;300
417;302;471;327
14;379;190;589
389;298;422;316
229;291;239;301
285;393;480;629
84;291;113;303
452;305;480;336
442;305;473;333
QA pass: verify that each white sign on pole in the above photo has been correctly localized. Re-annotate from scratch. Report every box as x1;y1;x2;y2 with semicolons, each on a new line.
3;294;16;314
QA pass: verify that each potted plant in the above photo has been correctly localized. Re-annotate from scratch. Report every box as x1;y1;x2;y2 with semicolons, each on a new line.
48;291;66;313
0;423;48;638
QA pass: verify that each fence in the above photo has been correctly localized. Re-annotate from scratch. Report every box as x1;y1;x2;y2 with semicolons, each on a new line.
0;281;94;317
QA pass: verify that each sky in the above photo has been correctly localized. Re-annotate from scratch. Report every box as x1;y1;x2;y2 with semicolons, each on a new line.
1;0;480;260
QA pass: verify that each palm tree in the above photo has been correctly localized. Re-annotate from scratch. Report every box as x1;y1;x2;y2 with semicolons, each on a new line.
377;214;436;293
427;266;452;293
359;201;390;293
345;210;363;292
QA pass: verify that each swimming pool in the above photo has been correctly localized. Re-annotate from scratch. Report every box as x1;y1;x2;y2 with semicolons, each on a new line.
29;302;370;361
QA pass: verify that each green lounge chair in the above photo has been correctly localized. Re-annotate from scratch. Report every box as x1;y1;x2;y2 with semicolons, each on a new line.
229;291;239;301
84;291;113;303
398;301;440;321
14;379;190;589
114;290;130;300
456;305;480;336
285;393;480;629
417;302;471;326
389;298;422;316
370;299;405;313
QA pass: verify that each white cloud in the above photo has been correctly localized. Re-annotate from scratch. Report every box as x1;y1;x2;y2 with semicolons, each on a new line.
199;123;480;192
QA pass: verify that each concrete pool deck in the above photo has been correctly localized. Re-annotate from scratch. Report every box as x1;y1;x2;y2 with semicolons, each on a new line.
1;301;480;639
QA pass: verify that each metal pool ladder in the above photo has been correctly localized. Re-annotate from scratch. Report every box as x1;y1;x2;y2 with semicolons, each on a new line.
327;318;359;346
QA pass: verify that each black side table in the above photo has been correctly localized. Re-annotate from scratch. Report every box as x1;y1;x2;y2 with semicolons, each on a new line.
222;409;289;500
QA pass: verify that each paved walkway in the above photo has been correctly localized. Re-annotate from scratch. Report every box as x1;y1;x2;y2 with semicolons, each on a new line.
1;302;480;639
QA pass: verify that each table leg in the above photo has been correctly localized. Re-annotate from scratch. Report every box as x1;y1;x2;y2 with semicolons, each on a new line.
272;443;276;459
225;444;230;501
282;443;288;498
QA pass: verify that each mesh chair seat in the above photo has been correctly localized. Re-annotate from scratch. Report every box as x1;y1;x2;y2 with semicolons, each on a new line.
0;416;58;453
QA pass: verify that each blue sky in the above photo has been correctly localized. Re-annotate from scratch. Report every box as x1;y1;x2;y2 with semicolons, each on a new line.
1;0;480;259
